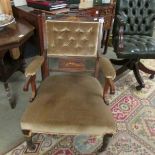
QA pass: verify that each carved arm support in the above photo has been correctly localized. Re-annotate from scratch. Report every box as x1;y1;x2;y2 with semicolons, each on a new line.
116;15;126;50
23;56;44;101
99;56;116;105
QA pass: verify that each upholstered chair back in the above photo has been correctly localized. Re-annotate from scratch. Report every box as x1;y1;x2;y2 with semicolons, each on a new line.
45;20;99;57
113;0;155;36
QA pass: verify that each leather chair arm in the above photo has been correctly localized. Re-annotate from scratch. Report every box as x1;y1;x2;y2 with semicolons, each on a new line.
25;56;44;77
116;14;126;26
116;14;127;50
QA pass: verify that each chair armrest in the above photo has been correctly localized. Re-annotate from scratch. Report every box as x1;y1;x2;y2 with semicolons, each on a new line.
116;14;127;27
24;56;44;102
115;14;127;50
99;56;116;80
25;56;44;77
99;56;116;105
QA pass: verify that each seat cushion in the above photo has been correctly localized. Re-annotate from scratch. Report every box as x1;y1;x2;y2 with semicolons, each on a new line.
113;35;155;59
21;74;116;136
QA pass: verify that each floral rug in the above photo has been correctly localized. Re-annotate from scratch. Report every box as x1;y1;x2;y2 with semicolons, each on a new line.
5;66;155;155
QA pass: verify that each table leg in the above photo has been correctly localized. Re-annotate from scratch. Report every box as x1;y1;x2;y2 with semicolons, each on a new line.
101;30;106;48
4;82;16;109
103;29;110;54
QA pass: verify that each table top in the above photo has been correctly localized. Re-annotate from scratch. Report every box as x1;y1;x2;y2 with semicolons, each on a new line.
0;19;34;51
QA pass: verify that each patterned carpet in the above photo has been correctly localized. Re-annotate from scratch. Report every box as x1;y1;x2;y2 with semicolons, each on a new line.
5;62;155;155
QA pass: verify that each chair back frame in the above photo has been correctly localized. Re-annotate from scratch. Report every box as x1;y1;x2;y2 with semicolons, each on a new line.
41;14;101;78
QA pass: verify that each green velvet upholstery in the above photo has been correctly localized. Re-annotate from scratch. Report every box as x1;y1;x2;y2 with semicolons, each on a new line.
21;75;116;135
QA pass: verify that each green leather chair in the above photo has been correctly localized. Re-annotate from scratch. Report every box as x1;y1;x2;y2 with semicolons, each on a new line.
112;0;155;90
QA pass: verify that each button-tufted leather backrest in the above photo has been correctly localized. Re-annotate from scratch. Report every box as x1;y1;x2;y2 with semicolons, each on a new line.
45;20;99;57
113;0;155;36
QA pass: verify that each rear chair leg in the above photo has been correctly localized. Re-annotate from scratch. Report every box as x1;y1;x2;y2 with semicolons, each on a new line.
98;133;113;153
22;130;36;150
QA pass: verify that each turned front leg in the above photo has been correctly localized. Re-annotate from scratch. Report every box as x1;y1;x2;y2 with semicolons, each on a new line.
98;133;113;153
22;130;36;151
4;82;16;108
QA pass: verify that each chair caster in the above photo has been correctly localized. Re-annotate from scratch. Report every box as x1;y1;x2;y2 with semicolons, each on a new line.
149;74;154;79
136;85;145;91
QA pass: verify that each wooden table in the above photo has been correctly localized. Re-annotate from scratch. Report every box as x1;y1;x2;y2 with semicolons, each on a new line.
0;20;34;108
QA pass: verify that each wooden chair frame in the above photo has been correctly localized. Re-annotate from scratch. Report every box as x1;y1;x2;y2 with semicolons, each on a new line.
22;14;116;153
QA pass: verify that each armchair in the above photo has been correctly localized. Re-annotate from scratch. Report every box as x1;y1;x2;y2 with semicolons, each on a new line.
21;15;116;153
112;0;155;90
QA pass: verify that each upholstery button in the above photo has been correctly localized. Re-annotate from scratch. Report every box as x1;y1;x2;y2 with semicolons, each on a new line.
87;27;93;32
130;25;134;31
135;18;139;24
75;28;84;33
57;36;63;40
123;9;128;15
142;19;146;24
132;9;136;15
145;26;149;31
137;0;141;7
148;10;152;15
129;1;133;7
81;36;88;41
53;27;58;32
140;9;143;15
145;2;149;8
69;37;75;41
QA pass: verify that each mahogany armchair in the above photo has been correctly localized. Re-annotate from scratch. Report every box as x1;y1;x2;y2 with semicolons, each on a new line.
21;16;116;153
112;0;155;90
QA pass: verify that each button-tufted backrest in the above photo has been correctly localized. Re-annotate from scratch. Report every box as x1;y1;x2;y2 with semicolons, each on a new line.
113;0;155;36
45;20;99;57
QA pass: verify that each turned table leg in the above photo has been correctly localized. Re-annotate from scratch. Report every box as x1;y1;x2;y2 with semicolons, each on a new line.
98;133;113;153
4;82;16;109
